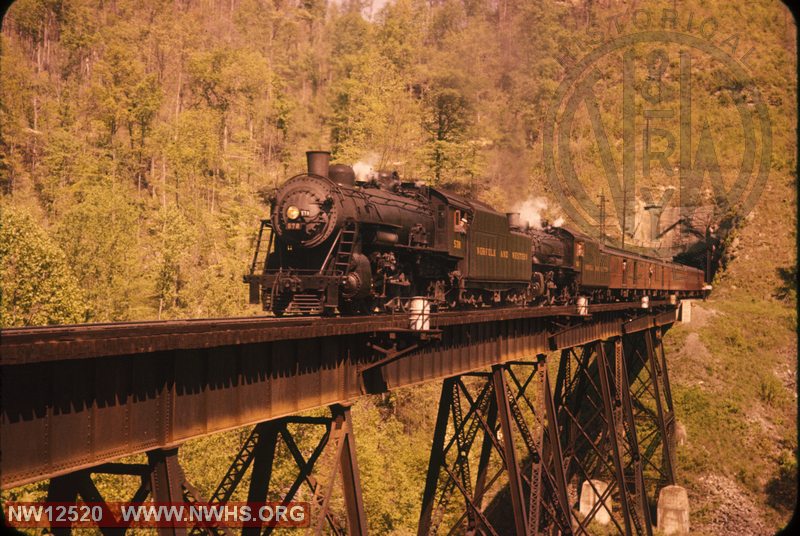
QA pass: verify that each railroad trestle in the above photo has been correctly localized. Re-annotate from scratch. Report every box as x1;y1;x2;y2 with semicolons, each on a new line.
2;304;681;535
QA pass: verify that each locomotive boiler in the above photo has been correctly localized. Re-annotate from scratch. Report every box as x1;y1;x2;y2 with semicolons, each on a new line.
244;151;708;316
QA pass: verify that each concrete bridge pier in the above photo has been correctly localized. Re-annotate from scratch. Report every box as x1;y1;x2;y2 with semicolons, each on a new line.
579;479;612;525
657;485;690;535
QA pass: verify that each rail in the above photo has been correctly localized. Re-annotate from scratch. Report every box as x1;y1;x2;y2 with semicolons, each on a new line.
1;301;669;365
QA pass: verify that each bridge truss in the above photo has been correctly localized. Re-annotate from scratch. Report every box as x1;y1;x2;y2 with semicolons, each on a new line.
1;304;680;535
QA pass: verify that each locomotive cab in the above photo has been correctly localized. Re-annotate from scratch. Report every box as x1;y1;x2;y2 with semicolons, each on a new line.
429;189;471;257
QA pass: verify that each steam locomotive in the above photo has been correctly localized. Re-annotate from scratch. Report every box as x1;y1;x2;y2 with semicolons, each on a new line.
244;151;708;316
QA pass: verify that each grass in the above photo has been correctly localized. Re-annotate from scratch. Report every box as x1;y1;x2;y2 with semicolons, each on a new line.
663;294;797;532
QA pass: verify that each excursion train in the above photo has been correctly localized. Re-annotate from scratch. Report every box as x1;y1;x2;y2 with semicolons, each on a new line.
244;151;708;316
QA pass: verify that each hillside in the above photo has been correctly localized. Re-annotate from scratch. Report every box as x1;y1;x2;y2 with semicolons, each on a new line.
1;0;796;534
662;168;797;533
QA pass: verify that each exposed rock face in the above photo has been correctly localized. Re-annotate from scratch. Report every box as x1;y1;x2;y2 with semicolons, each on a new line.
694;475;770;536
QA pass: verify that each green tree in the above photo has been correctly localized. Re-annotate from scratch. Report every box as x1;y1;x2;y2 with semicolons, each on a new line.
328;11;423;170
421;80;474;185
55;177;143;321
90;42;146;144
36;127;84;210
153;109;220;208
152;204;195;318
0;204;88;326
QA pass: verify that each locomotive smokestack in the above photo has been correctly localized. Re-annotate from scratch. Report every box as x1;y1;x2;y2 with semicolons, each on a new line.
507;212;522;230
306;151;331;178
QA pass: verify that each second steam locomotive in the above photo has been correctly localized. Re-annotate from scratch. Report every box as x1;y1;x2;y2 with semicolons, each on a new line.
245;151;707;316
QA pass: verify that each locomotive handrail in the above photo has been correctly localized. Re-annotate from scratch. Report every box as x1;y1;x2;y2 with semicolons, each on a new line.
249;219;273;276
248;220;265;274
321;226;344;275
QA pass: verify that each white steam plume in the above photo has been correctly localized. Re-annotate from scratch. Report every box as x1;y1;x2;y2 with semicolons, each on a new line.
352;152;380;181
515;197;550;229
352;161;373;181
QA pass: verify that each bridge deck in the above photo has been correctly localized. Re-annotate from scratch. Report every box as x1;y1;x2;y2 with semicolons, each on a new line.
2;302;650;363
0;302;677;488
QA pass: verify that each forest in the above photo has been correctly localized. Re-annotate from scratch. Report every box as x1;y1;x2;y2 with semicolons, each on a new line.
1;0;796;534
1;0;579;325
1;0;796;325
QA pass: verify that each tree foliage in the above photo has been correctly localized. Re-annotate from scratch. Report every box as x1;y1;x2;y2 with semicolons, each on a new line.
55;177;142;321
0;203;88;326
0;2;795;532
0;0;793;318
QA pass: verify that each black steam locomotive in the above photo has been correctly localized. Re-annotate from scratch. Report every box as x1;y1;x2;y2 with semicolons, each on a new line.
244;152;707;316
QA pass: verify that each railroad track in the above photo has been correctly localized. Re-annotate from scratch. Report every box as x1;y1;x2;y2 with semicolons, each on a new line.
0;300;679;490
0;300;671;364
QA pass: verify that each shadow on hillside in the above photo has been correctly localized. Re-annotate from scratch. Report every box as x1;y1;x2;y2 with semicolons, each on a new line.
774;266;797;300
765;453;797;511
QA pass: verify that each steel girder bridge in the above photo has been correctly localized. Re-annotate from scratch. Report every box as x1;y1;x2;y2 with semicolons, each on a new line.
1;302;680;535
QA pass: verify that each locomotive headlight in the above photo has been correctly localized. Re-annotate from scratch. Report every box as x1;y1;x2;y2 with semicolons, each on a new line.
286;206;301;220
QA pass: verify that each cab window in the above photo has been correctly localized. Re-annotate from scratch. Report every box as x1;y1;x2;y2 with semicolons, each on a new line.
453;209;467;233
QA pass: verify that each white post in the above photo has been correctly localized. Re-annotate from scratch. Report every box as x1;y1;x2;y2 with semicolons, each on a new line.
579;479;612;525
409;297;430;331
657;485;690;534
